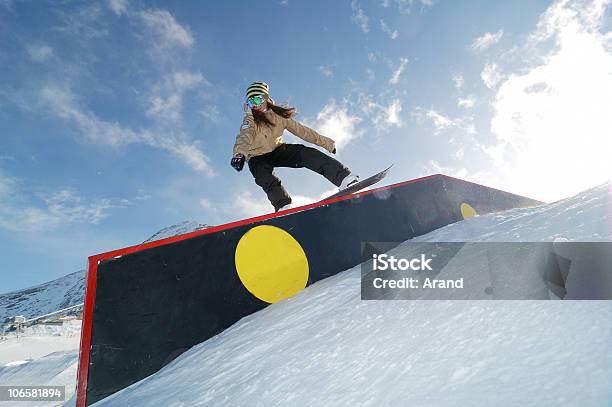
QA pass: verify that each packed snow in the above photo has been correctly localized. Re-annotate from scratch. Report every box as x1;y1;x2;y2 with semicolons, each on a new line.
0;322;80;366
91;182;612;407
0;321;81;406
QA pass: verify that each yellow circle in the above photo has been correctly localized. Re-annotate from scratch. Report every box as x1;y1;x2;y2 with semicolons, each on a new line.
235;225;309;304
460;202;478;219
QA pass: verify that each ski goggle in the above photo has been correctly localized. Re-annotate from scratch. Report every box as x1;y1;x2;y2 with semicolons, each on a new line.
246;95;266;108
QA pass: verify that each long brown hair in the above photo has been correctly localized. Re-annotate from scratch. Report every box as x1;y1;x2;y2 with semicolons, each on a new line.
252;101;296;127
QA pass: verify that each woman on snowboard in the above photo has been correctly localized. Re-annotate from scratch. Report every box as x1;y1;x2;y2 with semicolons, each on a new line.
231;81;359;212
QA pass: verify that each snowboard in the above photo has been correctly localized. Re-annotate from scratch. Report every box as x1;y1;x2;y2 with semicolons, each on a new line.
322;165;393;201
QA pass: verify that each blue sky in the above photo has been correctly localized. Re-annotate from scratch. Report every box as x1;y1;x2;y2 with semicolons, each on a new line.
1;0;611;292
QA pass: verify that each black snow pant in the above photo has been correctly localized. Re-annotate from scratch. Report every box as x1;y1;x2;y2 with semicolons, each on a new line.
248;144;350;211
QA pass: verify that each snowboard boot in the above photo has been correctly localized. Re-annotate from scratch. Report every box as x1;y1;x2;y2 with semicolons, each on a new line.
276;203;294;212
339;172;360;190
274;198;293;212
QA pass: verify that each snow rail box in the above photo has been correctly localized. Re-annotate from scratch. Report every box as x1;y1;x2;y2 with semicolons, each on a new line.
76;174;541;406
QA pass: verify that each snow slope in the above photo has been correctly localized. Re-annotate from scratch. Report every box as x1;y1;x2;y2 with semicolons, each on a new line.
92;183;612;407
0;321;81;365
0;321;81;407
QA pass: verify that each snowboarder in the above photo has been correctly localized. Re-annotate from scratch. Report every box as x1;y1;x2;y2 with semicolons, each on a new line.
231;81;359;212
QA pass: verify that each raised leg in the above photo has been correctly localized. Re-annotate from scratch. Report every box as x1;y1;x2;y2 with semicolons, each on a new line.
272;144;350;186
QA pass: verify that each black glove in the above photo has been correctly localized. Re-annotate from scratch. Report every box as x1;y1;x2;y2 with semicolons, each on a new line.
332;148;336;154
231;154;245;171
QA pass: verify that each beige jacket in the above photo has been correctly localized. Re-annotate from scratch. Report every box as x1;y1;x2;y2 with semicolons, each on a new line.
233;110;336;159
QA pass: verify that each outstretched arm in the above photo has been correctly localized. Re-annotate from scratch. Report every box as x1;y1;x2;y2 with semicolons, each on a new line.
284;117;336;153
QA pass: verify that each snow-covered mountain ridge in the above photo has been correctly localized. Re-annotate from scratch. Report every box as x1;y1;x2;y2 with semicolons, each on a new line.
0;270;85;325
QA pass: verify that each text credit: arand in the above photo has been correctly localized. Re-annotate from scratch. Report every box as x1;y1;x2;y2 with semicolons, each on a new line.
371;254;464;289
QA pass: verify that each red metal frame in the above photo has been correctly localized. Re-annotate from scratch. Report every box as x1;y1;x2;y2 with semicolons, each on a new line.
75;173;531;407
75;257;100;407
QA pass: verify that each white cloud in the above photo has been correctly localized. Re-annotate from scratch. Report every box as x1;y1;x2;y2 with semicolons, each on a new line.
470;29;504;53
384;99;403;126
380;19;399;39
54;3;109;40
147;71;205;122
351;1;370;33
0;170;129;233
26;44;53;62
452;73;464;90
232;190;272;218
19;2;214;177
390;0;436;14
365;98;404;130
279;0;289;5
389;57;409;85
310;100;362;149
138;9;194;48
40;85;137;147
413;108;451;133
0;169;17;197
43;189;129;225
321;90;405;134
458;96;476;109
147;95;181;122
199;198;212;209
454;146;465;159
135;192;152;201
366;68;375;80
128;1;208;127
486;0;612;201
318;65;333;78
200;104;222;123
173;71;205;88
412;107;475;135
108;0;129;15
481;62;503;89
164;141;212;174
106;3;193;55
367;52;378;62
422;162;504;190
39;85;214;176
424;160;468;179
